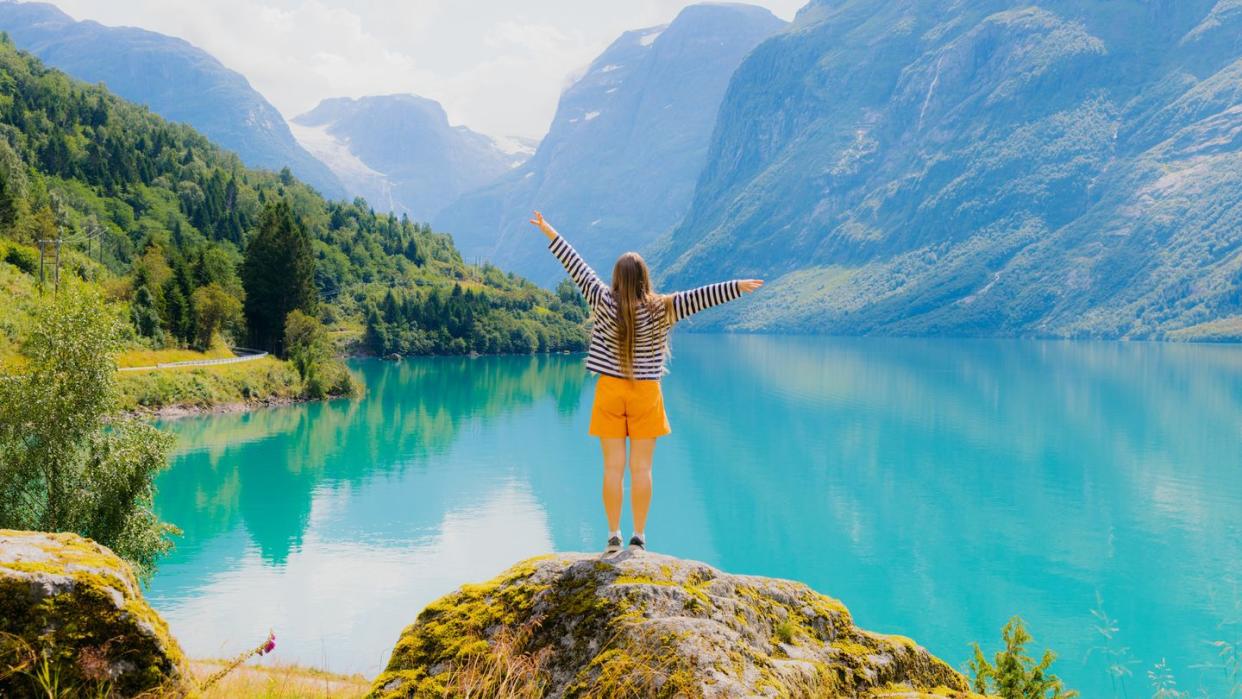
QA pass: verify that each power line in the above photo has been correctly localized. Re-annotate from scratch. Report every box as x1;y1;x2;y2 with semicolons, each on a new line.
37;233;62;296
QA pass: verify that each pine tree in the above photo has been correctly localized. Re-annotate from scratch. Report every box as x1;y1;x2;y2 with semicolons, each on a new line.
130;284;165;346
162;278;190;344
969;617;1077;699
242;201;317;355
162;257;195;343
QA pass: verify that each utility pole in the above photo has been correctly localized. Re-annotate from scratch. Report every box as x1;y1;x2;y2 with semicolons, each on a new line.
40;192;64;296
38;238;63;295
54;229;61;295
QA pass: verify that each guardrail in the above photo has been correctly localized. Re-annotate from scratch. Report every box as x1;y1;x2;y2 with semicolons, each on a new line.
118;348;269;372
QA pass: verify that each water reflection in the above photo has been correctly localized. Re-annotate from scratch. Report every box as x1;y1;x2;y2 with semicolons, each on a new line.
147;336;1242;695
659;336;1242;697
155;355;588;565
148;354;590;671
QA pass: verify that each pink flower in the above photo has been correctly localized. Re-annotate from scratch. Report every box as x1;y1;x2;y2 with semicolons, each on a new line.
259;631;277;655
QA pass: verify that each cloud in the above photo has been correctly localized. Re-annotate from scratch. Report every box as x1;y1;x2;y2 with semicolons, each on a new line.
48;0;805;138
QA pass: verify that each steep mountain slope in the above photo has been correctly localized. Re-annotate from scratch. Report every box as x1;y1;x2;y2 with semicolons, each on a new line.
290;94;525;221
0;1;345;197
434;3;786;286
652;0;1242;339
0;35;586;356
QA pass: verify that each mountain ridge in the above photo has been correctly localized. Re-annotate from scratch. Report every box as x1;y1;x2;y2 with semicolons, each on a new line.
290;93;524;221
434;2;787;287
0;34;587;360
0;1;346;197
651;0;1242;340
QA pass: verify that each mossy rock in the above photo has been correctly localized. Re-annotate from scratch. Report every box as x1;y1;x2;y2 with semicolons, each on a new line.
370;552;986;698
0;529;190;698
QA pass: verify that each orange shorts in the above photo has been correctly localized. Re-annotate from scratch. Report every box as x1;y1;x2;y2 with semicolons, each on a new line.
588;375;671;439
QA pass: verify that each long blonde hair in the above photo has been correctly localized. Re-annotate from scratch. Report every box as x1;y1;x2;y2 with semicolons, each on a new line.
610;252;674;379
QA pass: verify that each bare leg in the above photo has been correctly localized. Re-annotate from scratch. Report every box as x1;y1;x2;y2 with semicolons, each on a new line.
600;437;627;533
628;438;656;535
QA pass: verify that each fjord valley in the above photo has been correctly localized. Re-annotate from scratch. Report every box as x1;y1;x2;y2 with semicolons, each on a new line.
0;32;587;410
434;2;788;287
650;0;1242;340
2;1;1242;697
290;94;531;222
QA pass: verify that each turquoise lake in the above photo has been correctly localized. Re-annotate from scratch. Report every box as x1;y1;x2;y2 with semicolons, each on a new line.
147;335;1242;696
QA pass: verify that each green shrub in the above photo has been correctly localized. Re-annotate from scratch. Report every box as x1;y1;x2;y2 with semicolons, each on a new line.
0;282;178;578
969;616;1077;699
2;241;37;274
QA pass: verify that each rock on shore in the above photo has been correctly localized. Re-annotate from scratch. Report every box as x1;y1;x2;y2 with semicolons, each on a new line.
371;551;983;698
0;530;189;697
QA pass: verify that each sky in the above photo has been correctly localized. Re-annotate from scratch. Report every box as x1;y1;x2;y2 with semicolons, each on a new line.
51;0;806;140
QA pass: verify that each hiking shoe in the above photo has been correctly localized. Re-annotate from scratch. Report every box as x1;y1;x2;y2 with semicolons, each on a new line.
628;535;646;552
604;535;623;554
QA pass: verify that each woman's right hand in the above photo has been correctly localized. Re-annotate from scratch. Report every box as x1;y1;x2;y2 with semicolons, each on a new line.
529;210;558;240
739;279;764;293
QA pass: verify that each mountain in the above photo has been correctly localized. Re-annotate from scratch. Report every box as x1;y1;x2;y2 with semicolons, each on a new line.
0;34;586;356
434;3;786;286
0;1;345;198
651;0;1242;340
290;94;526;221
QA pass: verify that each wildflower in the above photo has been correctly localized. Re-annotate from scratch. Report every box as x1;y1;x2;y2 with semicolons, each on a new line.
198;630;279;691
260;631;276;656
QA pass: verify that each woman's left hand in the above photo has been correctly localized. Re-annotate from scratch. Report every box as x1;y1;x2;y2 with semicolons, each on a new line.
529;211;558;240
739;279;764;293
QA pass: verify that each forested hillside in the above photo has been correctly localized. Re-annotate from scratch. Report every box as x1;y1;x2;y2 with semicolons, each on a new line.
0;34;586;360
0;1;346;197
652;0;1242;340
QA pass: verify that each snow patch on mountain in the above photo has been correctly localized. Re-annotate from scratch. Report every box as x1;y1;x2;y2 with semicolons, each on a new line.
489;134;539;165
289;122;384;180
289;120;398;212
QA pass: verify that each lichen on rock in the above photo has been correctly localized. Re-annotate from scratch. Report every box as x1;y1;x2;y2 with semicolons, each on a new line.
370;551;985;698
0;529;190;697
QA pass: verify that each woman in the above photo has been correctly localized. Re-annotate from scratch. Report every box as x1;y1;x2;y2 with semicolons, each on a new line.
530;211;763;553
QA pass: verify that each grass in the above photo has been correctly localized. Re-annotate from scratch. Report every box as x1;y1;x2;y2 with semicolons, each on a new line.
191;660;369;699
1166;315;1242;342
116;345;236;368
326;321;366;355
116;356;303;413
0;261;37;368
438;623;551;699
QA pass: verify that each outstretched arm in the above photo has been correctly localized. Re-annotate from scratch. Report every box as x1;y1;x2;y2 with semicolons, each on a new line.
671;278;763;322
530;210;606;307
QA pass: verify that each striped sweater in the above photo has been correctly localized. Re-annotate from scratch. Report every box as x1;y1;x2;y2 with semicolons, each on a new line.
549;235;743;380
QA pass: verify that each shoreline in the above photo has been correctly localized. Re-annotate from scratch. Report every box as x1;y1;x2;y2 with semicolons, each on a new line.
123;395;313;421
124;348;586;421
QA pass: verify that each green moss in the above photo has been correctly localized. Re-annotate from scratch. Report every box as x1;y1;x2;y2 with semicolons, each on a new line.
371;556;608;697
0;530;189;697
774;619;799;645
866;682;980;698
877;632;920;649
569;630;704;699
615;574;677;587
368;554;981;699
832;640;873;658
